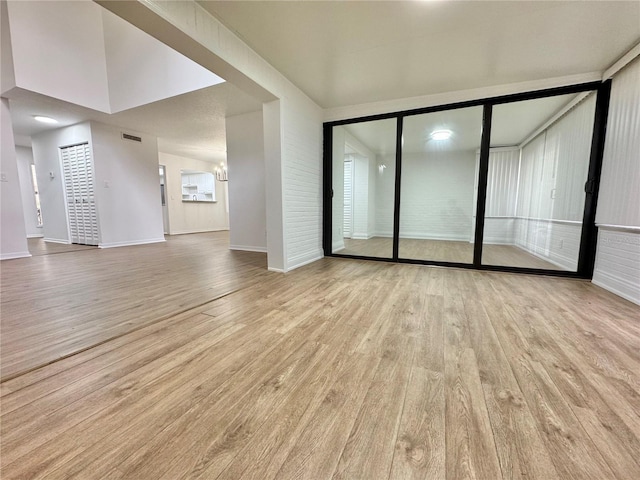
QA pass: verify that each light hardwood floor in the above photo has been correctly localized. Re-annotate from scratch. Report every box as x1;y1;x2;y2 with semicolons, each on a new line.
1;232;639;479
340;237;567;270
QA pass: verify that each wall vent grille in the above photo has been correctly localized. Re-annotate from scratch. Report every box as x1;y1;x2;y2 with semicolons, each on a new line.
121;133;142;142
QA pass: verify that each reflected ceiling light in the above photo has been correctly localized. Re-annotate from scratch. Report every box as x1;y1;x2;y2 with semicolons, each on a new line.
215;162;228;182
430;129;452;141
33;115;58;124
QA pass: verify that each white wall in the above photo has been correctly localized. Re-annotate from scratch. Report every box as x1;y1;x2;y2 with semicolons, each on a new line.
263;100;286;270
514;95;596;270
593;57;640;305
352;154;371;239
397;150;477;241
6;0;111;112
482;148;520;244
33;121;165;247
1;0;16;95
32;122;93;244
375;154;396;237
101;8;223;113
159;152;229;236
281;94;324;270
90;122;165;247
15;146;40;237
226;111;266;252
0;98;29;259
345;130;377;240
98;0;324;273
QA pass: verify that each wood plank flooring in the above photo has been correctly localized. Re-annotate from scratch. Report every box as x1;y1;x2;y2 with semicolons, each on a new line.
2;232;640;479
1;232;269;380
340;237;566;270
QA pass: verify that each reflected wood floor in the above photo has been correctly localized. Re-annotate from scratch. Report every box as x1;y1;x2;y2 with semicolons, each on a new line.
27;238;97;257
2;233;640;479
340;237;565;270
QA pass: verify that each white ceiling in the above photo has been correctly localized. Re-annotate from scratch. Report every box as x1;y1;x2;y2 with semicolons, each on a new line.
199;0;640;108
10;1;638;163
343;92;584;155
6;0;262;163
8;83;262;162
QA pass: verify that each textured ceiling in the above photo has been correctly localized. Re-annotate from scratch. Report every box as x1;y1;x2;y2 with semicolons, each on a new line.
9;82;262;163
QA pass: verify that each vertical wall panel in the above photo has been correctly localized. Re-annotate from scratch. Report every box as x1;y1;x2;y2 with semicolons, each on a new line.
593;57;640;305
596;58;640;227
485;148;520;217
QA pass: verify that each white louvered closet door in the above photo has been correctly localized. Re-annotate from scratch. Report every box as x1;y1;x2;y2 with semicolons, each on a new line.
61;143;99;246
343;159;353;238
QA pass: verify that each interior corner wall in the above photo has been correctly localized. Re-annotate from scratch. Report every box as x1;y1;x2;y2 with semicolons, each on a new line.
6;0;110;113
263;100;285;271
101;8;222;113
1;0;16;95
159;152;229;236
593;57;640;305
15;146;40;237
90;122;164;247
32;122;93;244
0;98;29;259
226;110;266;252
96;0;325;272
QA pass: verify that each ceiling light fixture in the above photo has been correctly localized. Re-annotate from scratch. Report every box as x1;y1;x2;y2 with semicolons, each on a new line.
33;115;58;124
430;129;452;141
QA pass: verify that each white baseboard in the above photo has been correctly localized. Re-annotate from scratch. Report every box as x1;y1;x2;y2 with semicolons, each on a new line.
27;233;44;238
229;244;267;253
593;271;640;306
287;250;323;272
332;240;345;252
351;233;374;240
44;238;70;244
267;266;285;273
99;238;166;249
1;251;32;260
168;228;229;235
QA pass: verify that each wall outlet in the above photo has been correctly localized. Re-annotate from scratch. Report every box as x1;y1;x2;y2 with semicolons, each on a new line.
0;172;7;182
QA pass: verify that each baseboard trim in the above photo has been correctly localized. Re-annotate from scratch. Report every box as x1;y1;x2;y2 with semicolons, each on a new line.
267;266;285;273
0;251;32;260
287;250;323;272
99;238;166;249
592;271;640;306
44;238;70;244
229;244;267;253
168;228;229;235
27;234;44;238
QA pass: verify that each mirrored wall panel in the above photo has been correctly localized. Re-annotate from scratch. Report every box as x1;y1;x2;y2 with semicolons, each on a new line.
331;118;397;258
482;92;596;271
398;106;483;263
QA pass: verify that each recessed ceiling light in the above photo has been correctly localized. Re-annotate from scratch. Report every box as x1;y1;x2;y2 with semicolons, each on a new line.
33;115;58;124
430;129;452;141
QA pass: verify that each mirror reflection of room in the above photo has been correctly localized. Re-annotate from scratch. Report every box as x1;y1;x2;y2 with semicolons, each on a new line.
330;91;597;271
332;118;396;258
482;92;596;271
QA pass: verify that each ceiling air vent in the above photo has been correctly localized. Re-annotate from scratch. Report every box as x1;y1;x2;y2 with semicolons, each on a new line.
122;132;142;142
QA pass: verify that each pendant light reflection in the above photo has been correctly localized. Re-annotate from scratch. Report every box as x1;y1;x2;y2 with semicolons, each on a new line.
430;129;452;141
215;162;228;182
